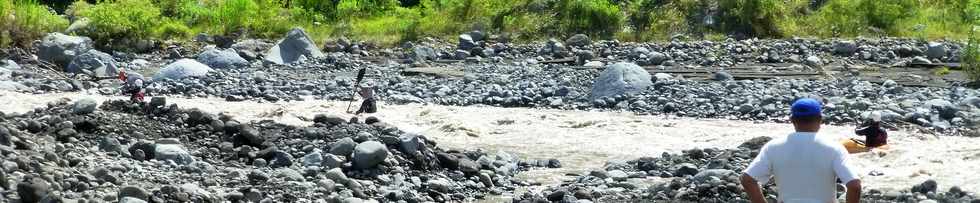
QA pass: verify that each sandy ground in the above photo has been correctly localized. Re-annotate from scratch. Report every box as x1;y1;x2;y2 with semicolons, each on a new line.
2;90;979;194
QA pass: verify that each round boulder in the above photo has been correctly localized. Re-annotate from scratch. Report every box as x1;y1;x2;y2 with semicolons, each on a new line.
197;48;248;69
352;141;389;169
264;27;324;65
67;49;118;77
38;33;93;68
589;62;652;100
154;144;194;165
155;59;213;80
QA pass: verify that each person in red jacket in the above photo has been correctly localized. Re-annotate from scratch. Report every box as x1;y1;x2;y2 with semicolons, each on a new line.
118;70;145;103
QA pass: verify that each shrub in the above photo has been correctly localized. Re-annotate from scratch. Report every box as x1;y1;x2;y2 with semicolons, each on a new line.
857;0;917;32
964;26;980;82
555;0;624;39
154;19;193;39
347;7;421;45
718;0;793;37
75;0;161;43
2;0;70;48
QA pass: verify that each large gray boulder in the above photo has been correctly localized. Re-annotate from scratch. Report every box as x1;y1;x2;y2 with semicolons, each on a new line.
646;51;668;65
589;63;652;100
155;59;213;80
38;33;94;68
264;28;324;65
197;48;248;69
67;49;118;77
154;143;194;165
565;34;591;47
72;98;98;114
352;141;389;169
926;42;946;59
0;60;19;80
833;40;858;56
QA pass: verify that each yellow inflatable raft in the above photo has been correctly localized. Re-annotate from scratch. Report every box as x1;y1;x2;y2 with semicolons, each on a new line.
841;138;889;154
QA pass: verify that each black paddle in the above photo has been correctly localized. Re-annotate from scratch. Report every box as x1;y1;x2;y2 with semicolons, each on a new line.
347;68;367;113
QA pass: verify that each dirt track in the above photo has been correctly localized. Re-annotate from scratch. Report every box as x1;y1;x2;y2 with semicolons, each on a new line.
3;90;979;194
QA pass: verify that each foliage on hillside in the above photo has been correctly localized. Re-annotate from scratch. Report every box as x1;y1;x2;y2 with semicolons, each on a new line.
1;0;979;48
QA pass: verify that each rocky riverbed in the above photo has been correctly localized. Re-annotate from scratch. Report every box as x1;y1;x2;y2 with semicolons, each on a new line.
0;97;566;202
2;28;980;202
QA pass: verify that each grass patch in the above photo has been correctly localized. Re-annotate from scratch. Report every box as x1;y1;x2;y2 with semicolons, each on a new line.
1;0;69;48
73;0;161;44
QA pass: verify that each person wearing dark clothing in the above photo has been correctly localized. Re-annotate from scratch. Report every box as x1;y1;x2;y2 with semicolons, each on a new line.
355;84;377;115
855;120;887;148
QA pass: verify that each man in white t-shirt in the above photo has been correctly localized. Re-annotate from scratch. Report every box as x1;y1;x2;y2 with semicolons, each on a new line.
741;98;862;203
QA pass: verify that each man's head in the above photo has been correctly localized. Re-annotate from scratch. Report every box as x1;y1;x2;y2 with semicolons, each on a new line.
790;98;822;132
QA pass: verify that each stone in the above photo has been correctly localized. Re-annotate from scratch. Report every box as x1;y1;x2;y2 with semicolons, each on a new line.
538;38;566;57
458;34;476;50
912;179;938;194
647;51;667;65
926;42;946;59
248;170;270;182
239;124;266;147
154;144;194;165
547;190;567;201
833;41;858;56
330;137;357;156
118;185;149;200
458;158;480;173
302;149;324;167
411;46;437;61
17;176;50;203
426;178;451;193
352;141;389;169
231;39;273;61
323;154;344;169
653;73;673;82
119;197;148;203
589;62;652;100
72;98;97;114
398;133;422;155
713;71;733;81
607;170;628;181
0;81;29;91
197;48;248;69
693;169;735;183
804;55;822;67
674;163;699;177
325;168;350;184
155;59;213;80
739;136;772;150
66;49;118;77
264;28;324;65
276;168;305;182
98;137;123;154
38;33;93;68
565;34;591;47
313;114;347;126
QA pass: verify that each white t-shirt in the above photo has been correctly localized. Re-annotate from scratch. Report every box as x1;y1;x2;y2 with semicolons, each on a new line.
744;132;860;203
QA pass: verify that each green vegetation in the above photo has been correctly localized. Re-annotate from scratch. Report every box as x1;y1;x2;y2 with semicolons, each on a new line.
0;0;69;47
1;0;979;49
964;27;980;83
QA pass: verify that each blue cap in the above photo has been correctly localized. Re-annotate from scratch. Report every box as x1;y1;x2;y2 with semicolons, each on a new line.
791;98;822;117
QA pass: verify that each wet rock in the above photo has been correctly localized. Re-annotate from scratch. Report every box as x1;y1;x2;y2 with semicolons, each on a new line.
38;33;93;68
67;49;118;77
154;143;194;165
589;62;652;100
427;178;451;193
647;51;667;66
72;98;97;114
352;141;389;169
674;163;699;177
458;158;480;173
912;179;938;194
264;28;324;65
155;59;213;80
239;124;266;147
314;114;347;126
398;133;422;155
197;48;248;69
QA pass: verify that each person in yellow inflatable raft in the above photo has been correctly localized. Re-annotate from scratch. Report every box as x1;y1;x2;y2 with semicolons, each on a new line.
842;111;889;153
